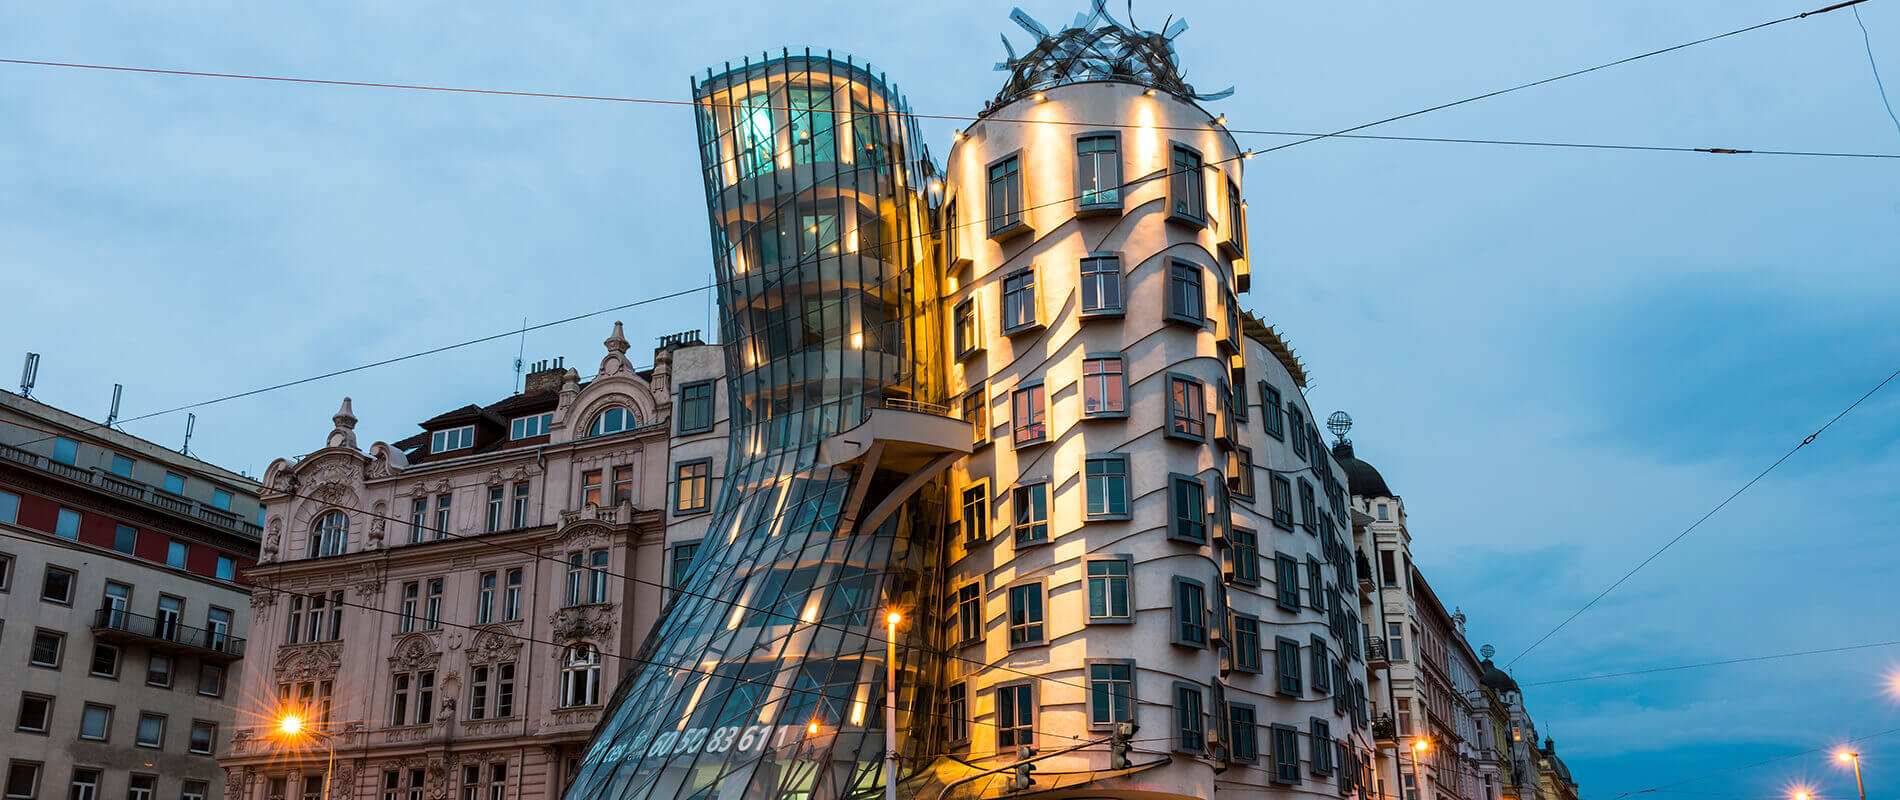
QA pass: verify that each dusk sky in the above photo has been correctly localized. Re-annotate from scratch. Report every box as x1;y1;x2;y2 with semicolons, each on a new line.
3;1;1897;796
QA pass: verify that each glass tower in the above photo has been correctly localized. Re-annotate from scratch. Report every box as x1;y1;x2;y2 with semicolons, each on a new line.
564;51;955;800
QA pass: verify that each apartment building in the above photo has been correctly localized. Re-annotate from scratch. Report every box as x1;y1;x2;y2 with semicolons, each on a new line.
0;391;260;800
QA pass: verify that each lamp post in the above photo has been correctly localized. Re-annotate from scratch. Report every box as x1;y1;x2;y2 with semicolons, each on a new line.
1838;751;1867;800
277;714;336;800
1403;738;1430;800
885;612;901;800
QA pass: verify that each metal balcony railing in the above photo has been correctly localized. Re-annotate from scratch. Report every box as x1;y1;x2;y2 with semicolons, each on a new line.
92;607;246;661
882;397;951;417
0;442;261;538
1368;637;1390;664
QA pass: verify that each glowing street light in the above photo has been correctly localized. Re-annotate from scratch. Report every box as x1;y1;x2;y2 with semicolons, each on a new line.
1836;751;1866;800
1794;791;1813;800
274;711;335;800
1414;739;1431;753
884;611;903;800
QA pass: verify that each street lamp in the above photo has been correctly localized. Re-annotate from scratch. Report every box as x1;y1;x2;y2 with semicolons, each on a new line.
1836;751;1867;800
276;712;336;800
884;611;902;800
1401;739;1430;800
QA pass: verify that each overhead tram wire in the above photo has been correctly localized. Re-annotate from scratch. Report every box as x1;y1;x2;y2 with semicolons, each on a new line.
1503;364;1900;668
1587;726;1900;800
1518;638;1900;687
7;0;1900;163
0;523;1111;750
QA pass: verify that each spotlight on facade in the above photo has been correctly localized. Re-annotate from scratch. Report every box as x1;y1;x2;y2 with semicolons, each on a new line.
1033;92;1047;102
1144;88;1157;97
1242;150;1254;160
953;130;964;141
807;720;821;736
1213;115;1226;126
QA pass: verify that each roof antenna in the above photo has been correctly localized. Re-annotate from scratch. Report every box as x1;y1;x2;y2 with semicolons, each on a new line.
180;413;196;456
19;353;39;398
106;384;123;428
513;316;528;394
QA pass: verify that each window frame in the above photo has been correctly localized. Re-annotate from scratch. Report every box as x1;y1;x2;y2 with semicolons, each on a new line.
1165;259;1206;327
1260;381;1285;440
1010;481;1049;547
1167;473;1207;544
1080;354;1127;419
1271;723;1302;784
677;380;716;434
1078;253;1124;316
1085;659;1136;730
986;151;1030;239
1275;636;1304;696
959;480;990;547
673;458;713;515
39;566;74;606
1084;556;1133;624
1172;576;1207;648
28;629;64;669
1005;580;1046;649
1230;702;1260;764
1074;131;1124;213
962;384;990;447
1168;142;1208;226
1172;682;1206;755
430;425;475;454
1084;454;1130;520
1000;266;1041;335
1269;475;1294;530
953;296;982;361
1275;553;1302;611
1232;613;1264;675
1166;374;1206;441
78;704;112;742
508;412;554;440
954;581;983;647
1230;526;1261;586
4;760;41;800
994;681;1036;749
134;712;166;749
1010;381;1049;447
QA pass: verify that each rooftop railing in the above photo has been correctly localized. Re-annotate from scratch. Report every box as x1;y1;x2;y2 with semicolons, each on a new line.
0;442;261;538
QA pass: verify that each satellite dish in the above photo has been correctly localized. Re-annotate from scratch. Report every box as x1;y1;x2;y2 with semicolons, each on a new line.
1326;411;1352;439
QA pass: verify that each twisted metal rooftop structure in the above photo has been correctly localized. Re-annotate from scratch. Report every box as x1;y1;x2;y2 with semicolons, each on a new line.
988;0;1234;111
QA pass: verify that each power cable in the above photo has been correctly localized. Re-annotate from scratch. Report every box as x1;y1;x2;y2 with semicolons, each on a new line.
1851;5;1900;136
1589;726;1900;800
1519;639;1900;687
1504;365;1900;668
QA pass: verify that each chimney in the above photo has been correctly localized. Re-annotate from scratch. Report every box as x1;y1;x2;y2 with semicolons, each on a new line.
524;357;566;395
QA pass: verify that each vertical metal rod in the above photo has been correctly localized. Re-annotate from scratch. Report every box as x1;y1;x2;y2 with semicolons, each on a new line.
885;613;898;800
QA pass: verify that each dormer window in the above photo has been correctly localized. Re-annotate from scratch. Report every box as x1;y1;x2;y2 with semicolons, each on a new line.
431;426;474;453
586;408;639;437
510;413;553;440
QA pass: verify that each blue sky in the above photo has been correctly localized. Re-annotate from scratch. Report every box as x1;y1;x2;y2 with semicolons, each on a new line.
3;1;1897;795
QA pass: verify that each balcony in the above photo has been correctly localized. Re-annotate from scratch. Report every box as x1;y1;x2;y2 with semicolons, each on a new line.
1367;636;1389;667
1373;713;1396;743
92;607;246;663
0;442;262;539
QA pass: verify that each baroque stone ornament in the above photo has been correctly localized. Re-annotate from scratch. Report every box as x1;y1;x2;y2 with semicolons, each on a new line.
550;604;617;643
274;643;344;683
466;627;524;666
389;635;441;672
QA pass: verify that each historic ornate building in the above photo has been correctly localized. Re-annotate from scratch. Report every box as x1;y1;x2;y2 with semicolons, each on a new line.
220;327;727;800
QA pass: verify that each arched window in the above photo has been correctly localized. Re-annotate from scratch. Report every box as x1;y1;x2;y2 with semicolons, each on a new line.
559;644;602;707
310;511;348;558
586;408;639;437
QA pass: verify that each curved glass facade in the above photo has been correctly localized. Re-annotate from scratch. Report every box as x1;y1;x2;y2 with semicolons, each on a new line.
564;52;947;800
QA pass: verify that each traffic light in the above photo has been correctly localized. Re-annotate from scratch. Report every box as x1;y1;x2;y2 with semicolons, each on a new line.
1009;745;1037;791
1110;722;1135;770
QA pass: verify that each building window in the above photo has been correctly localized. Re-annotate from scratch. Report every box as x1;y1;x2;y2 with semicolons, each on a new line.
53;509;79;540
565;550;608;606
1269;475;1294;530
134;713;165;748
211;489;233;511
1226;177;1247;251
1397;697;1413;736
1299;480;1317;532
405;498;425;543
1387;623;1406;661
28;630;63;669
390;670;435;726
51;438;77;465
1167;260;1204;325
431;426;474;453
1081;356;1125;417
1311;718;1335;774
961;386;989;447
0;491;16;525
675;460;711;514
108;525;136;555
89;644;119;678
560;645;601;707
161;473;186;494
1168;376;1205;439
1002;268;1038;333
987;154;1025;235
1076;134;1121;207
1378;503;1389;520
1272;724;1302;783
198;664;226;697
495;664;516;718
995;683;1034;747
164;540;187;569
1169;475;1206;543
5;761;41;800
509;412;553;440
1088;662;1134;727
1084;456;1129;519
1289;406;1307;460
1276;555;1301;611
1230;527;1261;585
1276;637;1304;695
486;486;505;532
424;579;444;630
216;556;236;581
955;583;982;645
944;683;968;743
1173;578;1207;647
188;720;216;754
477;572;497;624
953;298;980;359
1231;704;1260;763
586;408;638;437
1086;558;1131;622
40;567;74;605
14;694;51;733
68;771;98;800
1234;615;1263;674
1232;447;1256;500
670;543;701;593
1312;637;1332;694
181;782;206;800
1006;584;1044;647
468;667;491;721
960;482;989;546
1170;144;1205;222
1307;557;1326;608
1011;384;1047;446
77;705;110;742
502;569;523;621
1174;684;1205;753
1261;382;1285;439
1011;482;1048;546
310;510;348;557
1079;255;1122;314
510;483;531;529
580;469;602;508
678;381;715;433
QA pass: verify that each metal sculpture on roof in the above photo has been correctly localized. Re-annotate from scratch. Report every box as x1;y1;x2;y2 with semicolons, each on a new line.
989;0;1234;110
